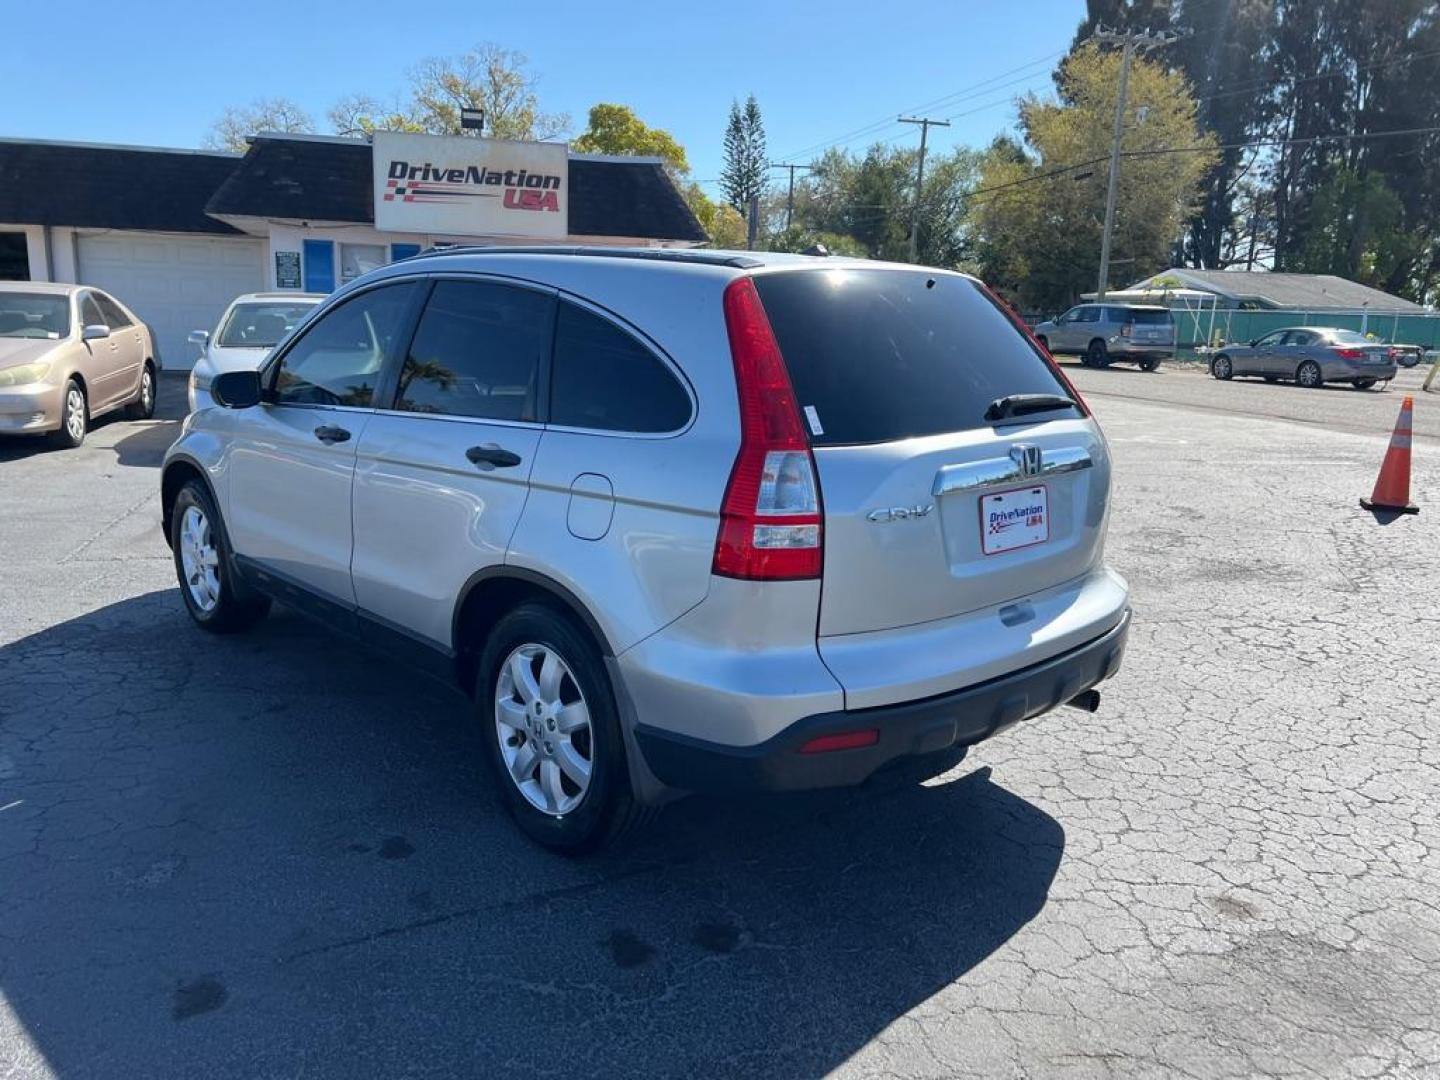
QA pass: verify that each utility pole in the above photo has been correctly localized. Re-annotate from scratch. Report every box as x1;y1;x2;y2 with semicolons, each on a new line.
899;116;950;263
1091;26;1188;299
768;162;813;232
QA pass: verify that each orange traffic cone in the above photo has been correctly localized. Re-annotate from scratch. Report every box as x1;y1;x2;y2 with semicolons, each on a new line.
1361;396;1419;515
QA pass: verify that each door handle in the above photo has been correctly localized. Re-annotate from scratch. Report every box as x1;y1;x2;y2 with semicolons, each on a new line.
313;424;351;444
466;443;522;469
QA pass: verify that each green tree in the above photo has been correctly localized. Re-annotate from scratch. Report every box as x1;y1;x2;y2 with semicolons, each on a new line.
968;44;1217;309
572;104;689;172
204;98;314;151
720;95;767;213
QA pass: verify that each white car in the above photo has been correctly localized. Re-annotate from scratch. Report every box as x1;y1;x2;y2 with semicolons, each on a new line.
188;293;324;412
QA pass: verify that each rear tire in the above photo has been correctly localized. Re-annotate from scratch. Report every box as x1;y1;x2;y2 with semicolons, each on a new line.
1138;357;1160;372
1212;354;1233;380
1297;360;1323;389
125;362;156;420
170;480;270;634
477;603;652;854
1085;339;1109;368
50;379;87;448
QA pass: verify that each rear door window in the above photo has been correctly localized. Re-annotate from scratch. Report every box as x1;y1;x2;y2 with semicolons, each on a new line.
93;294;132;329
393;280;553;422
550;301;691;432
753;269;1076;446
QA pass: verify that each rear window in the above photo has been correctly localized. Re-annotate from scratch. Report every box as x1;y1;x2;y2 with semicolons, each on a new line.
1328;329;1370;344
1125;309;1172;324
752;268;1076;446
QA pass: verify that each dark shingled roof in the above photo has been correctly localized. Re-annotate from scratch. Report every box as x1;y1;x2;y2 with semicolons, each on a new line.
206;136;706;242
0;139;244;234
205;135;374;224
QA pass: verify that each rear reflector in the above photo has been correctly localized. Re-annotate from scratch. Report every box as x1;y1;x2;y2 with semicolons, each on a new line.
799;729;880;754
713;277;824;580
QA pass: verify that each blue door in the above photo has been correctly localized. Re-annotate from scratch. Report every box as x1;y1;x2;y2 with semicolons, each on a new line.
303;240;335;293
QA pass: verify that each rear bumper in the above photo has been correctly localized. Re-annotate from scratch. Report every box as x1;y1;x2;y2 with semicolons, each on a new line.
633;609;1129;793
1325;362;1397;380
1107;343;1173;360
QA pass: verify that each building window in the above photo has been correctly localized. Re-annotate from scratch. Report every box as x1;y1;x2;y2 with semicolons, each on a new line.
0;233;29;281
339;243;387;284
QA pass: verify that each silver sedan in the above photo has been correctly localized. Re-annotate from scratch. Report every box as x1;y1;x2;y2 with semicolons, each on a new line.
1210;327;1397;389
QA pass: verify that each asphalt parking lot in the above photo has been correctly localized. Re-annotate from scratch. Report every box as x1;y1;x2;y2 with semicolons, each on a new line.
2;370;1437;1078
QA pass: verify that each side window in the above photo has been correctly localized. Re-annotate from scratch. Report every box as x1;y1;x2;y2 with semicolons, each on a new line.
80;294;105;329
1255;331;1284;347
1058;307;1080;323
1287;331;1313;346
1076;306;1101;323
551;302;691;432
272;282;416;407
393;280;552;421
93;294;133;329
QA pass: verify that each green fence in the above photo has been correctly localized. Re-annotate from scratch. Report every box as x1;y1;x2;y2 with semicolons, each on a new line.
1173;307;1440;350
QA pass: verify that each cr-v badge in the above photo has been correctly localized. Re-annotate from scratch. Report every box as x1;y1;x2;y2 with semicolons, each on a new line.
867;504;934;523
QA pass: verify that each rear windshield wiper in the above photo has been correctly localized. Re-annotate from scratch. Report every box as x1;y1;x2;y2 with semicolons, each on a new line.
984;393;1077;423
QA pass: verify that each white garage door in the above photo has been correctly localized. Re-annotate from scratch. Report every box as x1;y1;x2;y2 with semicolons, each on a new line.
78;233;265;371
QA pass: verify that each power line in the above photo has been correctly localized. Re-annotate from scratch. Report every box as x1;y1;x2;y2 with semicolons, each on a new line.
774;49;1064;163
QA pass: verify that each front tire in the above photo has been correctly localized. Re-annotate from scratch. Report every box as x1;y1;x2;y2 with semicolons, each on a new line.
126;362;156;420
1138;357;1160;372
1035;335;1049;354
1085;339;1109;368
1297;360;1323;389
51;379;87;448
477;603;649;854
170;480;270;633
1212;354;1233;380
1352;378;1378;390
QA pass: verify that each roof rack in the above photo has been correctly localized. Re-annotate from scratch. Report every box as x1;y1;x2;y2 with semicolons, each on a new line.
407;245;765;269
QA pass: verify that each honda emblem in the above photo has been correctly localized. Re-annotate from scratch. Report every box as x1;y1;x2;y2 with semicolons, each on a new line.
1010;444;1043;477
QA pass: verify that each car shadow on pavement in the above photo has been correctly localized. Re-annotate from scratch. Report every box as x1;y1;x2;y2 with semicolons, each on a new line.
0;590;1063;1079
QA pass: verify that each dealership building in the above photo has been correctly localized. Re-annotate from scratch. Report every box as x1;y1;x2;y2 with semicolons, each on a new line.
0;131;706;367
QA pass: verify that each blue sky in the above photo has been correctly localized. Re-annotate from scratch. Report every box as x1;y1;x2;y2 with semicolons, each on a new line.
0;0;1082;186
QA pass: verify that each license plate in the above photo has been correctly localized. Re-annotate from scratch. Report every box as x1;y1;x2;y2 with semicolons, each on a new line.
980;485;1049;555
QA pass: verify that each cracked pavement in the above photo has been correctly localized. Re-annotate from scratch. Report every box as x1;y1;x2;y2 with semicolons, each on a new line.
1;372;1437;1078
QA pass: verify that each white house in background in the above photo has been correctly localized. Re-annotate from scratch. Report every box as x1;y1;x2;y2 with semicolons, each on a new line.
0;132;706;369
1095;268;1424;313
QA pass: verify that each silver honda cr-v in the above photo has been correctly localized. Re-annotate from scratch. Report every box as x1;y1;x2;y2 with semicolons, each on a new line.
160;248;1130;852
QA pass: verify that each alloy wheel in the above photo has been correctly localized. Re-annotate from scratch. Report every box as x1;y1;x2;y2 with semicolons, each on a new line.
494;643;594;816
65;388;86;442
178;506;221;612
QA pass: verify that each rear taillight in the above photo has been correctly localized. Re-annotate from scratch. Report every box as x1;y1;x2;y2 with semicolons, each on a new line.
1333;347;1366;359
713;277;823;581
1120;322;1133;338
1388;347;1400;361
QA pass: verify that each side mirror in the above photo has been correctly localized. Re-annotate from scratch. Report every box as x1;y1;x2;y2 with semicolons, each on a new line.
1248;339;1258;347
188;329;210;347
210;369;263;409
82;324;109;342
